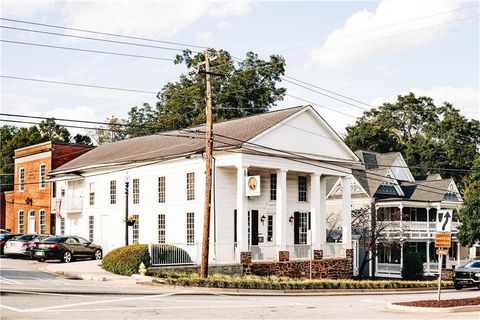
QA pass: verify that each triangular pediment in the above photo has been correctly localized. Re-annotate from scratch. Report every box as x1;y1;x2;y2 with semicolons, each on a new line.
249;106;359;162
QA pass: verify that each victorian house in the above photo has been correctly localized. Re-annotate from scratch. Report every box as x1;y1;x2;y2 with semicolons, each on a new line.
326;150;467;278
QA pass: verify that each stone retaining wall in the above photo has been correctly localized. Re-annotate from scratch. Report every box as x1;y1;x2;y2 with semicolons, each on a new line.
147;263;243;277
242;249;353;279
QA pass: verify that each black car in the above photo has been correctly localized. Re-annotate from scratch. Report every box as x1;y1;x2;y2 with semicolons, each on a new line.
32;236;103;263
0;233;22;255
453;260;480;290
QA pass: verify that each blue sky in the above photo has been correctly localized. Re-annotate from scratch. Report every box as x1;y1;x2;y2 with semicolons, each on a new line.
1;0;478;137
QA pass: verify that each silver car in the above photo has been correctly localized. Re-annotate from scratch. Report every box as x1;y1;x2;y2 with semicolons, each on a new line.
4;234;50;258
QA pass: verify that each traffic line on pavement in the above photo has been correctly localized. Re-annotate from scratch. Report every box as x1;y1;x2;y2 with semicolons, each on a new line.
0;277;22;284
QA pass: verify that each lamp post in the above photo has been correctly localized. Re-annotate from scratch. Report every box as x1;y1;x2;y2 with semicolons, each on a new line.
124;172;130;246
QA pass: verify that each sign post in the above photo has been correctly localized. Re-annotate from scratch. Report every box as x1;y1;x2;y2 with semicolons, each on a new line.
435;209;453;301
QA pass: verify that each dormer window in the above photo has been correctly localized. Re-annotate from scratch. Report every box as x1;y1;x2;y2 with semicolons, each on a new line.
377;174;398;195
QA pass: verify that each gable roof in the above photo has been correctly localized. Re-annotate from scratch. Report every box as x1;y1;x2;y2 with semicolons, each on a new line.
355;150;401;170
52;106;311;174
399;178;456;202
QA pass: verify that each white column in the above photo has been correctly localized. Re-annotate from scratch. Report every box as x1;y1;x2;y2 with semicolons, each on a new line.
457;242;461;266
319;175;327;247
426;241;430;275
400;242;404;271
341;176;352;249
276;169;288;251
236;165;248;252
310;173;321;250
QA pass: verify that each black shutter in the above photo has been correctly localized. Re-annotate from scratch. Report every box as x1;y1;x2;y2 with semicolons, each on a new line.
251;210;259;246
308;212;311;230
294;211;300;245
234;209;237;243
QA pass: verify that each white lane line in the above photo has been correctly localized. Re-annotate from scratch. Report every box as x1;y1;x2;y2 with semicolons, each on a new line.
34;277;71;285
32;303;304;313
0;289;108;298
0;277;22;284
25;292;179;312
0;304;23;313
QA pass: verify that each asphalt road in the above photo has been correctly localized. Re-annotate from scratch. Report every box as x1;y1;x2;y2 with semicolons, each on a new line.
1;258;479;320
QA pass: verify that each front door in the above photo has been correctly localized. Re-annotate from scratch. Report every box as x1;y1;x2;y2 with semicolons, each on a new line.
294;212;309;244
251;210;259;246
50;213;56;235
28;210;36;233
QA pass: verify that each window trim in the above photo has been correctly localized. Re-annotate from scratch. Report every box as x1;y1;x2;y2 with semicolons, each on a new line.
110;180;117;205
298;176;307;202
88;216;94;242
186;212;195;245
19;167;25;192
158;213;166;243
132;214;139;244
89;182;95;205
39;209;46;234
187;172;195;201
270;173;277;201
39;163;46;189
18;210;24;233
158;176;166;203
133;178;140;204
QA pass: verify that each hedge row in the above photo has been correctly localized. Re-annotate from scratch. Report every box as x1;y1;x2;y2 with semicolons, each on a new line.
160;273;453;290
101;244;150;276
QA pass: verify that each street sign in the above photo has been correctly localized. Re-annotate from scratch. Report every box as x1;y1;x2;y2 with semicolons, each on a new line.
436;209;452;232
435;232;451;248
436;249;449;255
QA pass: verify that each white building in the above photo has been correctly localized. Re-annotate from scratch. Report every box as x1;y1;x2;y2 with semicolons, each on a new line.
326;150;468;278
49;106;360;264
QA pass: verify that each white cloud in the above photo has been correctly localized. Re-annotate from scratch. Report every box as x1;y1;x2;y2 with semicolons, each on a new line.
62;0;253;38
371;86;480;119
308;0;466;70
1;0;57;18
196;31;214;43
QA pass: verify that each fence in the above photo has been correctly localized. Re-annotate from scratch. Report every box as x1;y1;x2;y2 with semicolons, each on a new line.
149;242;237;266
286;244;311;260
250;245;277;261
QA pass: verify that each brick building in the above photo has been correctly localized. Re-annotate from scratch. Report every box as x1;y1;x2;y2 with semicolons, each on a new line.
5;141;93;234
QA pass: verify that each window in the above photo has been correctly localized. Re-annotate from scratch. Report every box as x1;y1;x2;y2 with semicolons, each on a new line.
89;182;95;205
19;168;25;191
39;210;46;234
298;212;308;244
187;172;195;200
60;188;65;197
60;217;65;235
18;210;24;233
186;212;194;244
132;214;139;244
133;178;140;204
298;176;307;202
52;182;56;198
110;180;116;204
39;164;46;189
88;216;94;242
270;173;277;201
158;176;166;203
158;214;165;243
267;215;274;242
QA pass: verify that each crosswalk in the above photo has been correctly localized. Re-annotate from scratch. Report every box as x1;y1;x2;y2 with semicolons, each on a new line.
0;276;74;286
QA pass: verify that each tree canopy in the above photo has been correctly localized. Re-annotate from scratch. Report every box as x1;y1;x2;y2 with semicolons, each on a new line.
457;156;480;247
344;93;480;190
94;49;286;141
0;120;91;191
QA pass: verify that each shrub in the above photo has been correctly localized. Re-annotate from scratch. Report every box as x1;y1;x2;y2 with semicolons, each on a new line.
402;251;424;280
158;272;452;290
101;244;150;276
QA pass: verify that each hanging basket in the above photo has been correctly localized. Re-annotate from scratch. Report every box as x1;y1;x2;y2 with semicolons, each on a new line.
126;220;135;226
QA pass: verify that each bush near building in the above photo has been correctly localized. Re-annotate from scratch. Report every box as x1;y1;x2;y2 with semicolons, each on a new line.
101;244;150;276
401;251;424;280
155;273;452;290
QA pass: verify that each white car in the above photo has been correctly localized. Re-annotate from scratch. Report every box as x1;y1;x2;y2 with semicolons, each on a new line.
4;234;50;258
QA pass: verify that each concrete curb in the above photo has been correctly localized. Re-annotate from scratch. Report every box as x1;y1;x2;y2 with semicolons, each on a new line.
386;302;480;313
37;266;107;282
137;280;458;296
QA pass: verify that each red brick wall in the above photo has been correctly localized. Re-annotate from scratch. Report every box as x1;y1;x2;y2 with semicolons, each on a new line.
7;142;92;234
4;191;14;232
0;191;5;229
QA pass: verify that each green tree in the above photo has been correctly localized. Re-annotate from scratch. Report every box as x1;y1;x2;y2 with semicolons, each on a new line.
344;93;480;190
121;49;286;137
38;118;71;142
457;156;480;247
73;133;93;146
401;250;424;280
91;116;129;144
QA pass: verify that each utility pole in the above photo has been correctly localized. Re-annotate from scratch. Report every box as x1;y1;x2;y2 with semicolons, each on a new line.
200;50;213;279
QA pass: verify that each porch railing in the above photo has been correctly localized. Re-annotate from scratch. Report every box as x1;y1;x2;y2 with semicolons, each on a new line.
320;243;345;257
250;245;277;261
286;244;311;260
149;242;237;266
65;196;82;212
376;263;401;275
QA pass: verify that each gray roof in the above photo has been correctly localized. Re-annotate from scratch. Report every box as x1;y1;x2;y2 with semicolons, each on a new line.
52;106;307;173
399;179;453;202
355;150;401;170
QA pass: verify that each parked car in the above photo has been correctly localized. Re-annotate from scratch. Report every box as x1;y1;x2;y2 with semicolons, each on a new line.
4;234;50;258
453;260;480;290
0;233;22;255
32;236;102;263
0;229;10;234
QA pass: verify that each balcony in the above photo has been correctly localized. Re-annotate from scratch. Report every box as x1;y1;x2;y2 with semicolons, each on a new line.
380;220;458;239
64;196;83;213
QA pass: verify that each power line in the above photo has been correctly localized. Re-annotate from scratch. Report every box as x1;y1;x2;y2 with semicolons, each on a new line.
0;75;158;94
285;94;357;119
1;39;176;61
0;17;209;50
0;25;201;53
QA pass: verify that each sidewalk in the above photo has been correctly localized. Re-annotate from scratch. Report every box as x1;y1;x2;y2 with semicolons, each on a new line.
39;259;135;283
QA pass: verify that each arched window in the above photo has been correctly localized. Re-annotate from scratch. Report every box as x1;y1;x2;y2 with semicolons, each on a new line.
18;210;24;233
39;210;46;234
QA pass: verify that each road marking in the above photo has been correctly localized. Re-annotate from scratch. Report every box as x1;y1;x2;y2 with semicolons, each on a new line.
0;304;23;313
0;277;22;284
